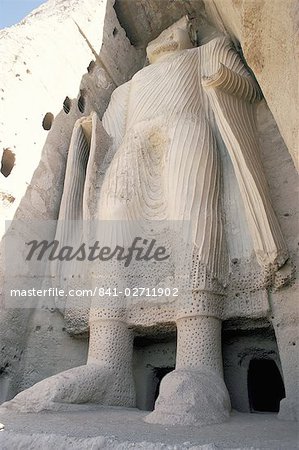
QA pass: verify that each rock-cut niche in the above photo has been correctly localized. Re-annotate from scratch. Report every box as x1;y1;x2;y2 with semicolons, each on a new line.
1;148;15;177
247;358;285;412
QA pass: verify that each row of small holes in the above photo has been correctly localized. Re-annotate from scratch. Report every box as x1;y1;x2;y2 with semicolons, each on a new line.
42;94;86;131
63;95;85;114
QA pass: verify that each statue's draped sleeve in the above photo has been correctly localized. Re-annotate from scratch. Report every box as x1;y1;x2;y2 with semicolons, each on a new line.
51;82;131;321
83;80;132;220
200;37;288;269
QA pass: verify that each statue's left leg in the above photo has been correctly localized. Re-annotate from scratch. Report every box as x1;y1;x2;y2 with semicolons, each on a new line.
0;319;135;413
145;315;231;425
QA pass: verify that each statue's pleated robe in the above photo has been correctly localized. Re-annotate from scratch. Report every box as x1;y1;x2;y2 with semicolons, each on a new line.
100;41;228;287
98;37;287;291
56;37;288;325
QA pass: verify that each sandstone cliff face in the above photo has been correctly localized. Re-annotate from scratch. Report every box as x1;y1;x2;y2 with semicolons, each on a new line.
0;0;109;237
0;0;142;401
204;0;299;170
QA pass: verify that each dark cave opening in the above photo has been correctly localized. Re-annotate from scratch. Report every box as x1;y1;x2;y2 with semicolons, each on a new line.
248;358;285;413
1;148;15;177
42;112;54;130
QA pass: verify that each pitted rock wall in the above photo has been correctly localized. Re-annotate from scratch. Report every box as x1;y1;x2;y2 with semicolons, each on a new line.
0;0;143;401
0;0;121;238
203;0;299;170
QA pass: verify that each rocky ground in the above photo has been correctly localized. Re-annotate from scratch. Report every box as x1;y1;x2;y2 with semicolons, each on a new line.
0;405;297;449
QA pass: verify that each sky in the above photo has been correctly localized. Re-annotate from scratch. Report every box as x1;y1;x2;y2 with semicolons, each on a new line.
0;0;47;29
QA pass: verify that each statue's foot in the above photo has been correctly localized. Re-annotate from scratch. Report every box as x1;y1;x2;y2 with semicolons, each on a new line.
145;368;231;426
278;398;298;421
0;363;135;413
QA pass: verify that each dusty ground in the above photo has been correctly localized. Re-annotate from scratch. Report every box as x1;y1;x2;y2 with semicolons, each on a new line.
0;405;297;449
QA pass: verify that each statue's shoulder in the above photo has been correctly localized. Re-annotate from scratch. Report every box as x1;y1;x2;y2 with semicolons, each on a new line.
200;35;232;53
111;80;132;99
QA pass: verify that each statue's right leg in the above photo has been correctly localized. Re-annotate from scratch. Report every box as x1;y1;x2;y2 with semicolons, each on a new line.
0;319;135;412
145;313;231;426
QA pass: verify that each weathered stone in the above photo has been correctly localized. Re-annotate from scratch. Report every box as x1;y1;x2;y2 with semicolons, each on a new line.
0;0;298;439
203;0;299;170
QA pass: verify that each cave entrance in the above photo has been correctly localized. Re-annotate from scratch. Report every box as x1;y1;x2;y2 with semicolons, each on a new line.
248;359;285;412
